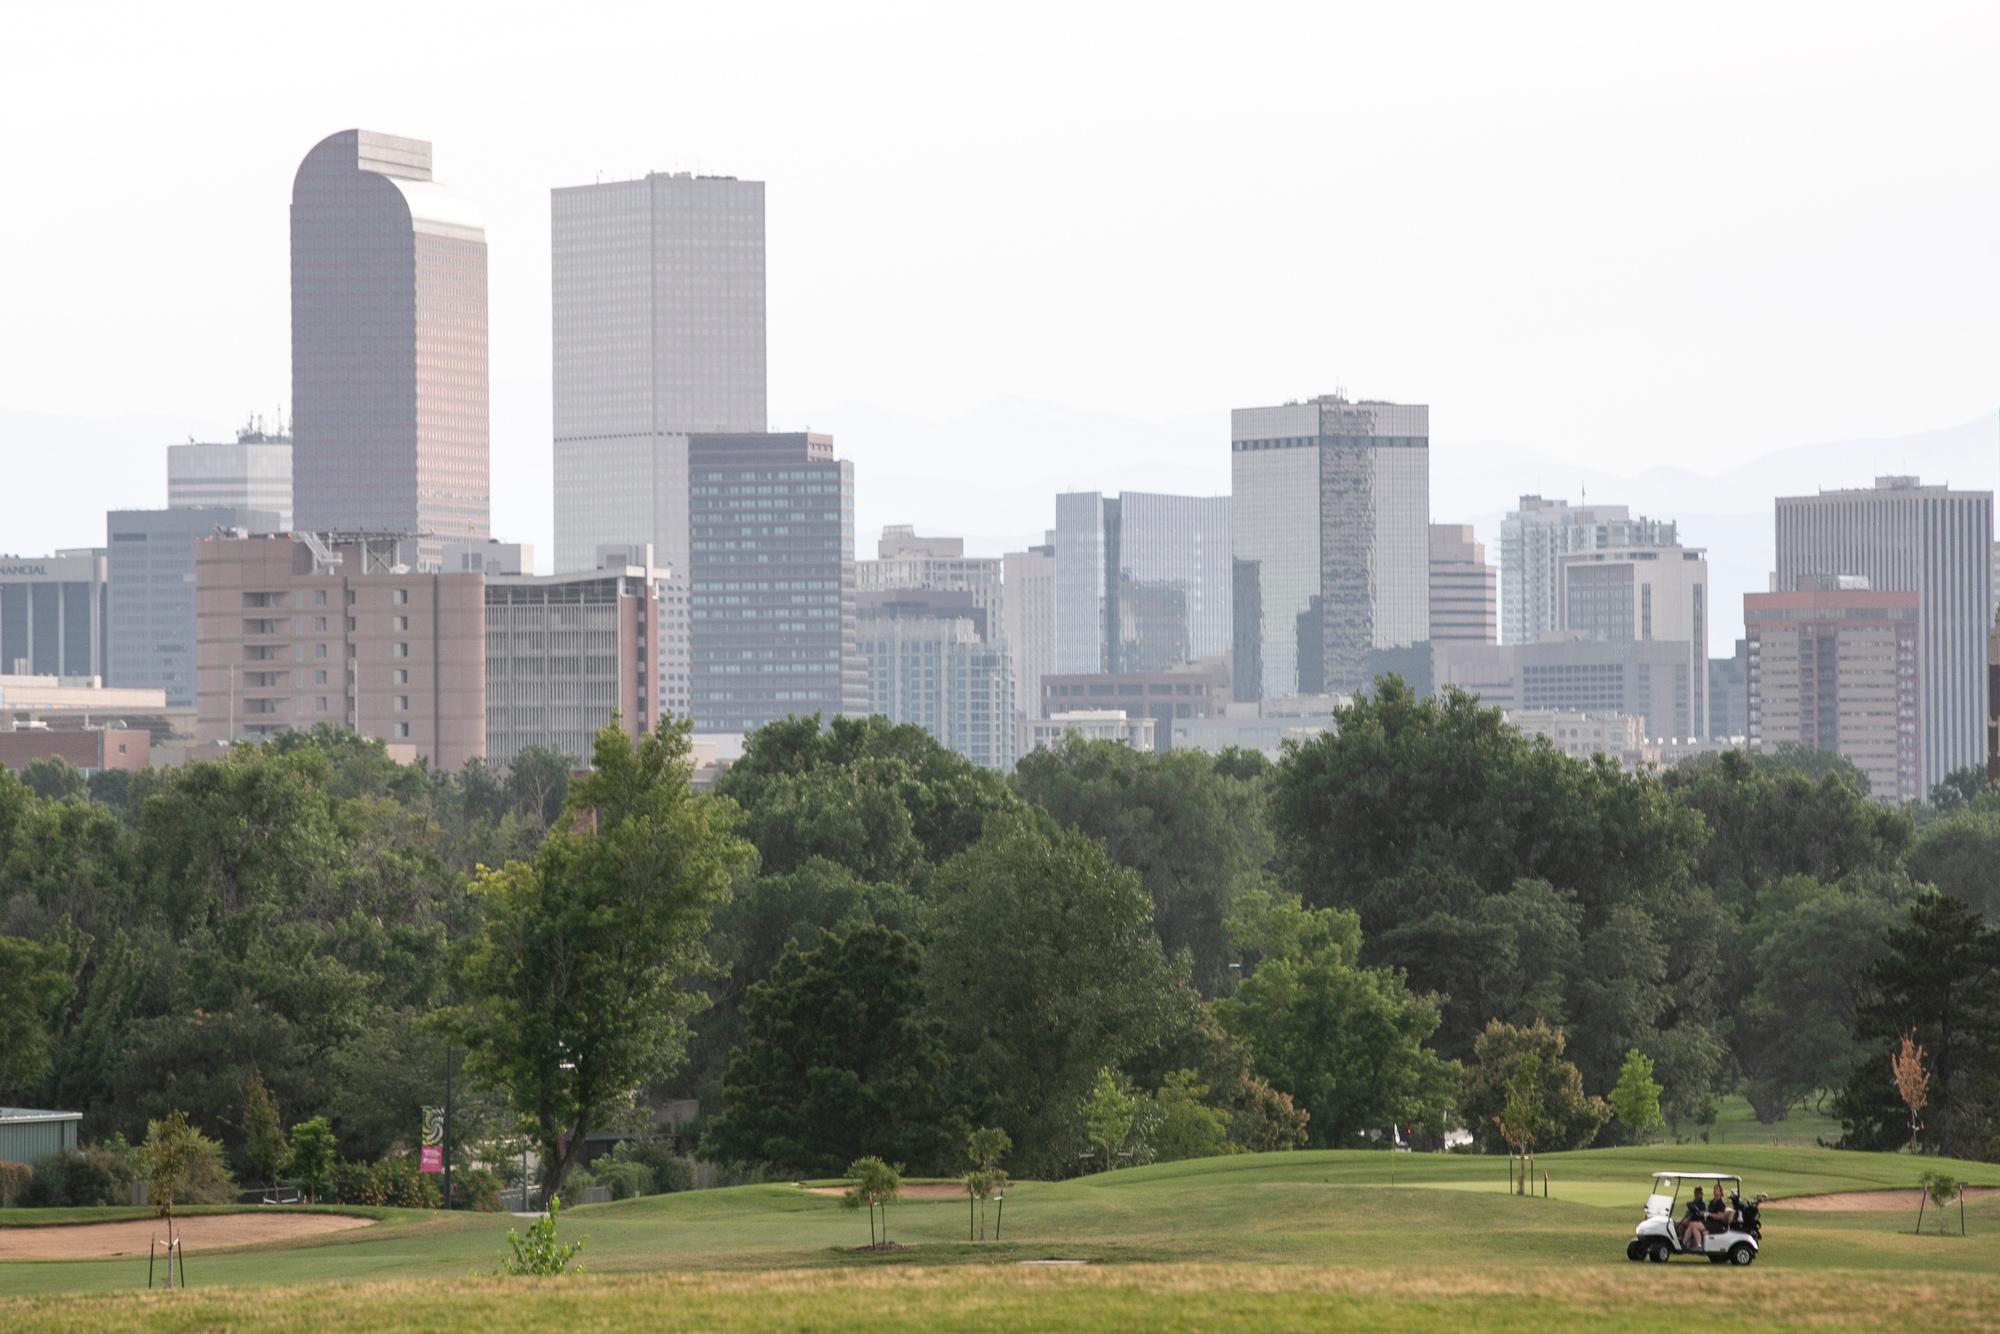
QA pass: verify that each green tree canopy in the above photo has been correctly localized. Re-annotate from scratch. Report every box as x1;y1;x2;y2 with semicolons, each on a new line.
1460;1019;1610;1153
1607;1048;1664;1140
449;718;751;1193
1215;896;1454;1147
702;926;960;1177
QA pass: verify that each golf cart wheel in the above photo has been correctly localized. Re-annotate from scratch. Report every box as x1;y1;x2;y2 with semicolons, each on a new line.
1626;1240;1646;1261
1728;1242;1755;1266
1648;1239;1673;1263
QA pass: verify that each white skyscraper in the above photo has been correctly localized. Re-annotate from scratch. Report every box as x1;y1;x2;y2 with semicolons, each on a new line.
168;424;293;530
1003;539;1056;719
551;171;766;576
1230;395;1429;700
1499;497;1677;646
1775;477;1994;790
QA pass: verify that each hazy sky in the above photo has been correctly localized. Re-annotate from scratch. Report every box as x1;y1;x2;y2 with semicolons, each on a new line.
3;1;1997;562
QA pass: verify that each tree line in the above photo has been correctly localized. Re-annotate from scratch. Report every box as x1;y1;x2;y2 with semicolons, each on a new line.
3;678;1998;1203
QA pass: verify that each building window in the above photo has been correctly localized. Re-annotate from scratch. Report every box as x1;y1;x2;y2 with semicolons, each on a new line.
393;722;411;739
313;616;328;632
393;668;409;685
392;643;409;658
314;697;328;713
314;643;327;659
393;589;409;606
394;696;410;712
314;669;327;685
393;615;409;631
313;590;327;606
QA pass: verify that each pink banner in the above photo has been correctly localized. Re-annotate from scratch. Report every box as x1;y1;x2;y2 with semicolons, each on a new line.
420;1145;443;1173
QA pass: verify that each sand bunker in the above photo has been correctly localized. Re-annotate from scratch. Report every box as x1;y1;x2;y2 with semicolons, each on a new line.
0;1211;375;1260
803;1183;972;1200
1765;1187;1998;1212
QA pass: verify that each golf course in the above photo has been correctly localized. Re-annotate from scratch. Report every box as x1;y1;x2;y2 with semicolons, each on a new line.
2;1145;1996;1331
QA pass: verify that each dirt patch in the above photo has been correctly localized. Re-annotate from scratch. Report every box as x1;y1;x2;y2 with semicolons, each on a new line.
805;1183;969;1200
1765;1187;1998;1212
0;1212;376;1260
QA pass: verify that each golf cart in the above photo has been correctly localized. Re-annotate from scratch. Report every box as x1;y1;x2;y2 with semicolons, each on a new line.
1626;1171;1765;1265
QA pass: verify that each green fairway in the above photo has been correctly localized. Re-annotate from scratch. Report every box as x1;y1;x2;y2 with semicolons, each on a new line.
2;1148;1996;1329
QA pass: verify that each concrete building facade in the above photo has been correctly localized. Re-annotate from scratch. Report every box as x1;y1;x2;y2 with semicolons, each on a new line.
0;726;150;775
291;131;489;565
1434;635;1706;741
1019;709;1155;755
551;171;765;576
1002;540;1056;719
107;507;283;708
856;592;1015;772
1556;543;1708;737
1775;477;1993;789
1500;497;1677;646
168;426;294;529
485;558;666;769
0;550;108;681
1232;395;1428;701
1746;580;1921;802
1038;662;1226;754
194;533;485;770
1429;523;1497;643
1506;708;1656;771
687;433;863;733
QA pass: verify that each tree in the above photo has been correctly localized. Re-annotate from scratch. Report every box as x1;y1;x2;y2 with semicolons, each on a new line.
1493;1053;1543;1193
497;1194;588;1275
1274;680;1703;933
920;813;1192;1178
1905;808;2000;919
1080;1068;1139;1172
449;717;752;1196
1607;1048;1664;1141
1834;896;2000;1156
1216;897;1454;1147
144;1110;198;1217
19;757;87;804
1460;1020;1610;1153
1892;1032;1931;1151
702;927;961;1177
965;1126;1011;1240
1012;738;1277;994
1145;1070;1234;1163
287;1116;336;1203
1232;1077;1310;1152
501;746;573;827
242;1076;289;1192
842;1155;902;1248
0;934;74;1100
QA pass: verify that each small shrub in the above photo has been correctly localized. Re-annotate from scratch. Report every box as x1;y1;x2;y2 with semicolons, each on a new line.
605;1138;692;1194
24;1145;135;1207
455;1166;504;1212
0;1160;32;1207
592;1159;654;1201
497;1195;587;1275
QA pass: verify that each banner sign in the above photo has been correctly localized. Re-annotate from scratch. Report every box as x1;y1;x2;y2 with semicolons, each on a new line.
420;1105;444;1173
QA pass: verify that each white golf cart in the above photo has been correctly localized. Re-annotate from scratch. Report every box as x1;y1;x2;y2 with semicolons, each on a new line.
1626;1171;1765;1265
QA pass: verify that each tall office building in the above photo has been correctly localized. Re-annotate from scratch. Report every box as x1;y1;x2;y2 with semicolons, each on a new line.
0;550;108;680
1429;524;1497;643
1775;477;1994;789
168;423;294;529
1231;395;1428;701
485;556;669;768
858;527;1004;630
857;591;1015;771
551;171;765;575
107;506;284;707
291;130;489;564
1556;542;1709;737
1055;492;1230;677
194;533;485;770
1002;538;1057;718
1500;497;1677;646
687;433;863;733
1746;578;1920;802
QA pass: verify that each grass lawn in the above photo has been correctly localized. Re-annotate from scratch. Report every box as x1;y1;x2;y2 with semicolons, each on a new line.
2;1146;1995;1329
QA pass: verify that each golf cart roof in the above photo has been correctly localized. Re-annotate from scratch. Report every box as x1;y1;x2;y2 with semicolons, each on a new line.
1651;1172;1742;1181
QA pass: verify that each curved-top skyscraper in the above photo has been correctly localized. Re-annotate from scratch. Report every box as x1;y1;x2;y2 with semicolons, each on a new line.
291;130;489;565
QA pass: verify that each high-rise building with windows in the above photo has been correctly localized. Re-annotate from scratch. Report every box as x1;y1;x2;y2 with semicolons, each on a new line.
1775;477;1993;789
168;423;293;529
194;532;485;770
107;506;284;707
551;171;765;575
1429;524;1497;643
0;550;108;681
1746;578;1920;803
1500;497;1676;646
1054;492;1230;677
485;554;670;768
1555;542;1709;737
1003;537;1056;718
1231;395;1428;700
687;433;862;733
857;591;1015;771
291;131;489;565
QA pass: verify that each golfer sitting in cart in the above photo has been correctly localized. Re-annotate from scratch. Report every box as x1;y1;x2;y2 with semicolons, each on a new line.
1629;1172;1763;1265
1679;1187;1708;1250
